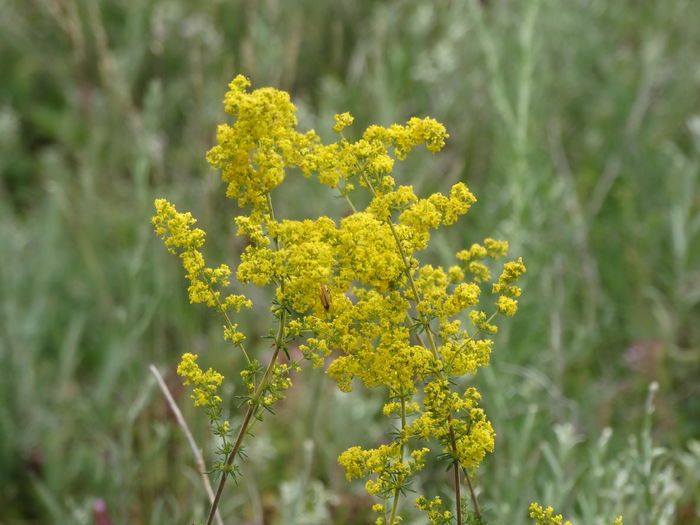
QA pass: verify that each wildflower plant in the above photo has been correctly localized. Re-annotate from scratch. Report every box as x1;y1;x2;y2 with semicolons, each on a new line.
152;75;615;524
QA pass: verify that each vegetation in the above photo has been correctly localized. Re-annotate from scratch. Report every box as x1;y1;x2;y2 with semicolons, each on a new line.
1;0;699;523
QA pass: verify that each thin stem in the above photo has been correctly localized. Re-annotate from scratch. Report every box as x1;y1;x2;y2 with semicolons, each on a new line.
359;173;440;359
453;456;462;524
413;327;427;349
445;416;465;525
387;218;439;359
389;480;401;522
336;131;359;216
206;192;289;525
203;275;251;364
206;346;282;525
206;396;256;525
388;394;408;525
463;467;481;519
343;191;358;213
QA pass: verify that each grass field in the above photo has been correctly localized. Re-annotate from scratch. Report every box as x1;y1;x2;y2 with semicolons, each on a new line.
1;1;699;523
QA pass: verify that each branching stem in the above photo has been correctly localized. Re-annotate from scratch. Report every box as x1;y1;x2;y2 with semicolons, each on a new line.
206;342;283;525
360;172;482;525
203;274;251;364
205;193;289;525
388;394;408;525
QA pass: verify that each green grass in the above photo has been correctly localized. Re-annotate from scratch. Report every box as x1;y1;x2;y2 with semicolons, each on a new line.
1;0;699;523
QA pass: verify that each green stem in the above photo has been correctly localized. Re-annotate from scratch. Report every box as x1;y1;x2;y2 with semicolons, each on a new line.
359;172;438;358
343;192;358;213
337;177;358;214
205;345;282;525
388;394;408;525
203;275;251;364
206;192;289;525
453;437;462;524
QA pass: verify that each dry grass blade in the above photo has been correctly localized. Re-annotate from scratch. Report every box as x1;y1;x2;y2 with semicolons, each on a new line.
149;364;224;525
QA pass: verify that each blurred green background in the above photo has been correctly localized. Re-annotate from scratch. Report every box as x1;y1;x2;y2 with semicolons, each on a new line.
1;0;699;523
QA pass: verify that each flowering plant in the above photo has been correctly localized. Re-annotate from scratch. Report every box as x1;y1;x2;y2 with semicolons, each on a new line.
152;76;618;525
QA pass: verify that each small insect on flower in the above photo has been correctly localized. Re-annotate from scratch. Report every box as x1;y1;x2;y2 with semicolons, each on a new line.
319;284;331;312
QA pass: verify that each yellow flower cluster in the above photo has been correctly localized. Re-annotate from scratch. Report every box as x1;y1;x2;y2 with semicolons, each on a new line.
338;444;429;499
206;75;308;212
415;496;453;525
493;257;526;316
529;503;622;525
177;353;224;409
333;112;354;133
529;503;572;525
152;198;251;325
154;76;528;521
403;382;495;469
322;288;435;392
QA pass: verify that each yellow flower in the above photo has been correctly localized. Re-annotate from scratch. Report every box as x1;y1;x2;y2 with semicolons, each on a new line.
155;76;532;520
529;503;572;525
333;112;354;133
177;353;224;408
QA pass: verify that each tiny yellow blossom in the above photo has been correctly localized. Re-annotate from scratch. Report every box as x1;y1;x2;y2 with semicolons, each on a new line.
496;295;519;316
469;310;498;333
493;257;526;297
177;353;224;408
467;261;491;282
218;420;231;435
484;238;509;258
529;503;572;525
456;243;487;262
382;402;400;416
447;265;464;283
333;112;354;133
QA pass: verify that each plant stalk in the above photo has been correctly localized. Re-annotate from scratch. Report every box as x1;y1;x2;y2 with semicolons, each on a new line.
361;172;479;525
388;395;408;525
206;344;282;525
463;467;481;519
206;192;289;525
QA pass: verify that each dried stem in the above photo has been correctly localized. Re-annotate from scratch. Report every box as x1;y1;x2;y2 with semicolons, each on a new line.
463;467;481;519
149;364;224;525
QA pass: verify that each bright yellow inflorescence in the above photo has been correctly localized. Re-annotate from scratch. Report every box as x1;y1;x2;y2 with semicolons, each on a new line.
152;198;251;324
529;503;623;525
177;353;225;409
415;496;455;525
153;75;527;522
